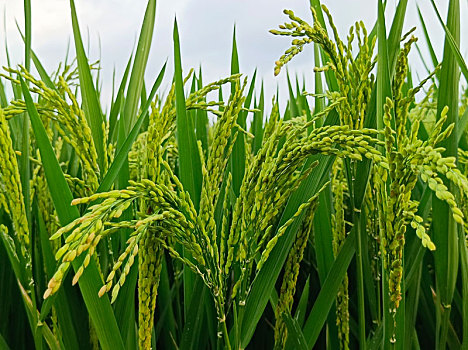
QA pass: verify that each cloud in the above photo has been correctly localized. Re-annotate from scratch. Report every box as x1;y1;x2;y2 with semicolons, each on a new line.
0;0;466;112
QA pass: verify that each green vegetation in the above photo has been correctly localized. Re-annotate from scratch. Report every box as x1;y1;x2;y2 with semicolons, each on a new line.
1;0;468;349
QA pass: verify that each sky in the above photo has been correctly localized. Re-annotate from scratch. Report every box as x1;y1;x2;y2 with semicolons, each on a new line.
0;0;466;114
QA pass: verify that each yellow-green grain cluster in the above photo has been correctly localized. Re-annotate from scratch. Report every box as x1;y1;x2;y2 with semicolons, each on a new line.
331;159;349;350
0;108;30;260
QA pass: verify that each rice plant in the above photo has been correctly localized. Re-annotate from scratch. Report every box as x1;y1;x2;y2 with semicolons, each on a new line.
1;0;468;349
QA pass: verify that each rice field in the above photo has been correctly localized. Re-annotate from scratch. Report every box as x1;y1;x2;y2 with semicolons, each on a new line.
1;0;468;349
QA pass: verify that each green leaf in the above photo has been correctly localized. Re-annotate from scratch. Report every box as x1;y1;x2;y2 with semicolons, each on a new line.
313;43;325;127
387;0;408;75
155;258;178;349
252;82;264;154
23;0;31;71
195;67;209;153
69;0;105;175
417;6;439;70
19;109;30;230
430;0;468;83
96;62;166;195
431;0;460;348
376;1;396;346
240;111;339;347
457;107;468;144
0;332;10;350
294;277;310;327
34;202;80;350
281;312;308;350
301;230;356;347
286;70;299;119
0;77;8;108
309;0;339;92
173;17;203;327
179;278;206;350
19;0;32;247
20;75;125;350
173;17;202;209
20;78;78;223
109;53;133;142
16;281;60;350
314;189;334;284
122;0;157;132
0;228;21;285
459;227;468;348
231;68;256;193
376;0;391;133
230;25;240;92
230;27;246;195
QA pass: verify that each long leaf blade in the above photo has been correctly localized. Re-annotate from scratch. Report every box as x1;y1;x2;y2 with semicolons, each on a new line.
20;76;125;350
69;0;105;174
122;0;157;132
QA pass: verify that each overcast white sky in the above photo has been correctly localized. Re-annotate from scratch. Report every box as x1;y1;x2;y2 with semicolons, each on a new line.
0;0;466;113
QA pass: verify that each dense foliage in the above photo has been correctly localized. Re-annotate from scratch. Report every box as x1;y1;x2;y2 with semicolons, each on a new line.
1;0;468;349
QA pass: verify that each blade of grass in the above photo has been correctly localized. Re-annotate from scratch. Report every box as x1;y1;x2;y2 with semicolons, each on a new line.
155;258;178;349
0;332;10;350
404;251;422;350
415;44;433;76
195;66;209;153
173;17;204;332
309;61;338;343
376;1;396;346
294;277;310;327
173;17;202;209
309;50;337;348
286;70;299;118
387;0;408;75
363;1;410;346
109;53;133;142
69;0;105;174
0;78;7;108
230;25;240;95
20;76;125;350
19;110;30;228
252;81;264;154
231;67;256;191
20;75;78;223
2;209;40;349
230;27;245;195
104;62;165;344
111;34;156;342
95;62;166;194
314;188;339;349
281;312;308;350
417;6;439;70
14;18;55;88
2;14;20;145
0;229;22;287
459;226;468;348
309;0;339;92
240;110;339;347
179;278;206;350
17;282;60;350
301;229;356;348
20;0;32;229
23;0;31;71
430;0;468;83
34;202;80;350
457;107;468;145
430;0;460;348
122;0;157;131
313;44;325;126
